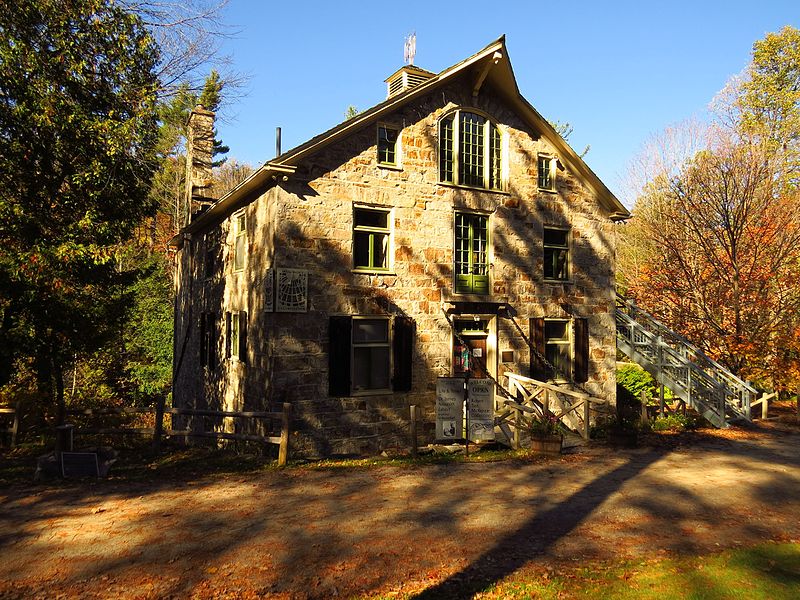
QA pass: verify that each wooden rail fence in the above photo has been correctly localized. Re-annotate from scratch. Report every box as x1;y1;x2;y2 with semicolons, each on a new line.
65;403;292;466
496;373;609;448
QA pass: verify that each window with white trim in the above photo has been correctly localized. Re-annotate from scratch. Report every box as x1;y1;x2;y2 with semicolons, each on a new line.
538;154;556;191
233;211;246;272
530;317;589;383
377;125;399;166
353;206;391;272
328;316;414;396
351;317;391;393
543;227;569;281
225;311;247;362
544;319;571;381
439;110;502;190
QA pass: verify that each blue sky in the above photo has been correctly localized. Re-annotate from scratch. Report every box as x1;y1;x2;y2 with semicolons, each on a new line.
214;1;797;201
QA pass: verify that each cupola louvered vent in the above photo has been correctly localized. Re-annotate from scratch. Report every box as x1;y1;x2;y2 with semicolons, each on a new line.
384;65;435;98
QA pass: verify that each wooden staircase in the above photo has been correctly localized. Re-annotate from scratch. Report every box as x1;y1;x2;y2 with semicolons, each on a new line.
615;295;758;428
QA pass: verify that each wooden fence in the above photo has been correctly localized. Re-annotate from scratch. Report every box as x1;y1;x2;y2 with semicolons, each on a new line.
496;373;610;448
65;403;292;466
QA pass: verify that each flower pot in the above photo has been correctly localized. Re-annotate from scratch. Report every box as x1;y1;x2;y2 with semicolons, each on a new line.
530;433;563;455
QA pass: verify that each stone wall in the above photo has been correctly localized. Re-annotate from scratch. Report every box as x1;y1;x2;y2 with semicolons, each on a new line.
173;71;618;457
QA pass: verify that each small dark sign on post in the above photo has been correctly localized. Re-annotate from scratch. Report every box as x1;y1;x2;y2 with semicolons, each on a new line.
61;452;99;478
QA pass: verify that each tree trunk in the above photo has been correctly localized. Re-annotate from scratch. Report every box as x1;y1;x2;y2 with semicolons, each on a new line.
53;357;65;427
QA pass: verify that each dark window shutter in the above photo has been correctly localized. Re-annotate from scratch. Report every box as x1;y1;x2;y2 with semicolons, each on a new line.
574;317;589;383
392;316;414;392
225;312;232;358
329;316;352;397
239;311;248;364
199;312;207;366
529;318;549;380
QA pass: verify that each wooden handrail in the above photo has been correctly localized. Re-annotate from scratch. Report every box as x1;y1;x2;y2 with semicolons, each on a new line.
506;373;591;400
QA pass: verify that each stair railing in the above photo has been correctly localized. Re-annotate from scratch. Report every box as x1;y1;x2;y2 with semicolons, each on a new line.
616;294;757;425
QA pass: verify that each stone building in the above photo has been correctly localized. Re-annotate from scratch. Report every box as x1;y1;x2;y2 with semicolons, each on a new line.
171;37;630;456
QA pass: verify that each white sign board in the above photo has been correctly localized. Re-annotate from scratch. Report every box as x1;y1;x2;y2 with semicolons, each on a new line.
436;378;464;440
468;379;495;442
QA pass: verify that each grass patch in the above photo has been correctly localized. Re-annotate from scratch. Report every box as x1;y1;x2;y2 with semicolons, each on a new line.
477;542;800;599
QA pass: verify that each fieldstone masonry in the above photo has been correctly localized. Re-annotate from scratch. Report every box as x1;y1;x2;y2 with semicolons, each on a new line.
173;66;620;457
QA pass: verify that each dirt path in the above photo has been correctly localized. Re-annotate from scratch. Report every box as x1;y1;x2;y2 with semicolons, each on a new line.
1;424;800;599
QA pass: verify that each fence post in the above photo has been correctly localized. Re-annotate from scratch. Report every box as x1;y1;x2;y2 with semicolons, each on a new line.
152;395;165;451
583;397;590;439
10;399;21;449
410;405;418;457
761;394;768;420
278;402;291;466
640;390;648;427
514;406;521;450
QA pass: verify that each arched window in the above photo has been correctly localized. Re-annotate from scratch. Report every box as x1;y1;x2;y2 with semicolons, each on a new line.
439;110;502;190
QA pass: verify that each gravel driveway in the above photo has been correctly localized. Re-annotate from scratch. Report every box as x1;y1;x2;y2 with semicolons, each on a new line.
1;423;799;599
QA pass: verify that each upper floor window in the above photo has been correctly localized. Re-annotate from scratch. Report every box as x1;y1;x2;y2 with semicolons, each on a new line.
440;110;502;190
204;229;220;279
538;154;556;191
377;125;399;166
454;212;489;295
233;211;246;272
353;206;391;272
543;227;569;281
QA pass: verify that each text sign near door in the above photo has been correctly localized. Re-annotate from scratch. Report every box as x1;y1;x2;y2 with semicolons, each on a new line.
436;377;464;441
468;378;495;442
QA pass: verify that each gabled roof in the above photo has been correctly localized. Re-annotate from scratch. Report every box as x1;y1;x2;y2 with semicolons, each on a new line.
179;36;629;238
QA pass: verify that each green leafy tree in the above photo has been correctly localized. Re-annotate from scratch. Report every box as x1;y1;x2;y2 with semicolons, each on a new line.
738;25;800;188
0;1;160;423
344;105;360;120
199;70;230;166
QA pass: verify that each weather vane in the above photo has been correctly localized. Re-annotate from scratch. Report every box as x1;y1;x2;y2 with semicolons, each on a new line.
404;32;416;66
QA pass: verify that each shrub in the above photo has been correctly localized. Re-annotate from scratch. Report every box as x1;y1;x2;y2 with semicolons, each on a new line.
651;413;699;431
617;363;658;403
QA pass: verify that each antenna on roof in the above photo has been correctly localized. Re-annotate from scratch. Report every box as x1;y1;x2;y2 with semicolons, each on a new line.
404;32;416;65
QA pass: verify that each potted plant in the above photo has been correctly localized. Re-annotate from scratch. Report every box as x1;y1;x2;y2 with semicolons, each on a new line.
529;413;563;455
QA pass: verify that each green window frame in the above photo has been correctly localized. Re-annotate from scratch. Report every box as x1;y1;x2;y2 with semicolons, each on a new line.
353;206;391;272
543;227;569;281
377;125;399;166
544;319;571;382
439;110;502;190
538;154;555;191
454;212;489;295
233;211;246;272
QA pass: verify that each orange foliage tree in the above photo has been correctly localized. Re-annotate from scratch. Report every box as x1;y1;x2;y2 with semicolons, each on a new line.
619;137;800;390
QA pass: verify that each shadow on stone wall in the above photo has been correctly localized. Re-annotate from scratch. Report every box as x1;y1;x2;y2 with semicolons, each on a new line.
180;73;617;457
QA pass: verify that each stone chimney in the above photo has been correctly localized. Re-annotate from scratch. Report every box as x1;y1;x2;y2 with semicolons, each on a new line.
183;105;216;227
384;65;435;99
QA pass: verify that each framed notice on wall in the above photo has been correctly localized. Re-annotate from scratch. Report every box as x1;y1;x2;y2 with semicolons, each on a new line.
468;379;495;442
436;378;464;440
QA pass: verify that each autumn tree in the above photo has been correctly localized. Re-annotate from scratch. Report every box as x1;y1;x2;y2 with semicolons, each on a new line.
620;139;800;386
0;1;160;422
739;25;800;184
619;27;800;392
